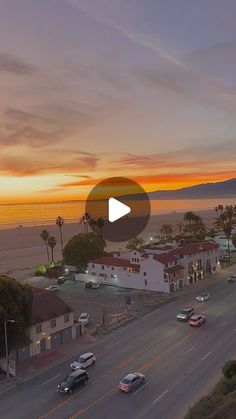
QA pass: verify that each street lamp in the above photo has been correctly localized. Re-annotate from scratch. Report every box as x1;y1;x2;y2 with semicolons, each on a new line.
4;320;15;378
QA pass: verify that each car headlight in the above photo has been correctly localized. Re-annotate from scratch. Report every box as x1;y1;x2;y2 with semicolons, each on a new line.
64;387;69;391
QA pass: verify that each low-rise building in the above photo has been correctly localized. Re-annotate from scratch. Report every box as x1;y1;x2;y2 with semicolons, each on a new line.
3;289;77;372
83;241;220;293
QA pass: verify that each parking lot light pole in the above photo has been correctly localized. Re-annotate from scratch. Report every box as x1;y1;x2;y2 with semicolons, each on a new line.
4;320;15;378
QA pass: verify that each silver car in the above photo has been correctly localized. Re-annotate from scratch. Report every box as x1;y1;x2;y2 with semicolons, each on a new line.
118;373;145;393
71;352;96;370
196;293;210;302
177;307;194;321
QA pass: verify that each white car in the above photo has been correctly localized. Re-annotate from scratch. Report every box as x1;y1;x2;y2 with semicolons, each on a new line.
79;313;89;326
228;275;236;283
196;293;210;302
71;352;96;370
45;285;59;292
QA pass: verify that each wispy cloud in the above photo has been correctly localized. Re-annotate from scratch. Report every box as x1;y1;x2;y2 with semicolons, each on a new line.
0;52;37;75
67;0;186;68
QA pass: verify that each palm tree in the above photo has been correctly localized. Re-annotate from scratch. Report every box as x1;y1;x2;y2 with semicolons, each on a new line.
56;216;64;259
48;236;57;263
184;211;196;234
40;230;50;263
214;205;235;263
80;212;91;234
176;222;184;236
160;224;173;240
96;218;105;238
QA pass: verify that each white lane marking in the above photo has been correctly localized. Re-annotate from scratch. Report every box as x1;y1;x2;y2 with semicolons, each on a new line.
220;321;228;327
152;389;168;404
133;382;149;396
201;351;213;361
170;301;177;305
121;345;133;353
185;346;196;355
106;342;119;350
41;374;61;386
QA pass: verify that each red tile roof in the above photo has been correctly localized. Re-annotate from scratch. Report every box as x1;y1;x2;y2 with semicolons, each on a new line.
31;291;73;326
175;242;219;256
153;253;178;265
164;265;185;274
91;257;140;270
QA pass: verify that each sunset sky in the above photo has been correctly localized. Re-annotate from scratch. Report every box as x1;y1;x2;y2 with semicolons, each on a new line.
1;0;236;203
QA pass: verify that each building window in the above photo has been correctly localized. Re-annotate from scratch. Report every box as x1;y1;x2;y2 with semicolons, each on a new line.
36;324;42;334
143;272;146;276
175;261;177;265
112;267;114;270
92;264;94;268
51;319;56;328
165;264;168;269
102;265;104;270
64;313;70;323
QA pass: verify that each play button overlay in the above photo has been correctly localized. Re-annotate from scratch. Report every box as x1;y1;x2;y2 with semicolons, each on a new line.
108;198;131;222
85;177;151;242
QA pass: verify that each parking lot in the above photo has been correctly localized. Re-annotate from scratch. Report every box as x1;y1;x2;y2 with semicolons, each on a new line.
22;276;174;331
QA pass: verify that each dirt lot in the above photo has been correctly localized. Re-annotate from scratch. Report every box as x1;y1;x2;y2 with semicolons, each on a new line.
21;276;175;331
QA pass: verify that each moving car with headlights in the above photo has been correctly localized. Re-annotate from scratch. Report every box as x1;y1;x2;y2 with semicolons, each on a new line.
189;314;206;327
196;293;210;302
177;307;194;321
79;312;89;325
57;370;89;394
228;275;236;283
71;352;96;370
118;373;145;393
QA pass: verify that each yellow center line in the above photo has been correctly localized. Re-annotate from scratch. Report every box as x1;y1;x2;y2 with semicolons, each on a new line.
38;329;176;418
69;332;193;419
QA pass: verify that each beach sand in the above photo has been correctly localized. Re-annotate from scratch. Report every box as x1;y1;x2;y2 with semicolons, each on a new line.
0;210;215;279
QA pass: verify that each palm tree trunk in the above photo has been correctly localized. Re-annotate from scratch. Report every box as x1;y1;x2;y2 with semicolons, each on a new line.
45;242;49;263
51;247;54;263
59;228;64;260
228;237;231;263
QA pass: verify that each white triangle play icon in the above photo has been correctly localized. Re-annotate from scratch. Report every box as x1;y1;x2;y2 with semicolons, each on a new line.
108;197;131;222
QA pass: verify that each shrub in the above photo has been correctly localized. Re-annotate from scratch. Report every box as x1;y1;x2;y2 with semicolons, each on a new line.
223;360;236;379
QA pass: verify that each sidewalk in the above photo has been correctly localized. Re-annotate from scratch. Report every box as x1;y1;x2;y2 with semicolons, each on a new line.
16;333;97;382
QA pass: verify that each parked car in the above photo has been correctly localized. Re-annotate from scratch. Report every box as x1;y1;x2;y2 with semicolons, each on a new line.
79;313;89;325
71;352;96;370
85;281;100;289
118;373;145;393
196;293;210;302
189;314;206;327
57;370;89;394
177;307;194;321
228;275;236;283
45;285;59;292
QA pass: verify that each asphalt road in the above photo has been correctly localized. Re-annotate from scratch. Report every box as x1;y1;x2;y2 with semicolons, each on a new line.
1;267;236;419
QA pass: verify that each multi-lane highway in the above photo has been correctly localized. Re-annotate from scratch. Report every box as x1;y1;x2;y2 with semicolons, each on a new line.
1;267;236;419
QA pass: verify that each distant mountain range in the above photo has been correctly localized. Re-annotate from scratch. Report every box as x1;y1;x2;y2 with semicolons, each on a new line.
147;178;236;200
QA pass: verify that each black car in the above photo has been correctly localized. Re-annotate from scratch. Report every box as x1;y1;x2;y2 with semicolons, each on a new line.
57;370;89;394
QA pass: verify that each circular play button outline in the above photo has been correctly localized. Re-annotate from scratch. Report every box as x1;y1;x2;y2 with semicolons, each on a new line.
85;177;151;242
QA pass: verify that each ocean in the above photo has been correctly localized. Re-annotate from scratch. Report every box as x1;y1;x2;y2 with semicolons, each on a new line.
0;197;235;230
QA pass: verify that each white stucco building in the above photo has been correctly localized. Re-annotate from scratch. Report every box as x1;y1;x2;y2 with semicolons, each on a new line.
80;241;220;294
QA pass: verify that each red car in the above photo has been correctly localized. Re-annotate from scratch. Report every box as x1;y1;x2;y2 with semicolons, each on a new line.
189;314;206;327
